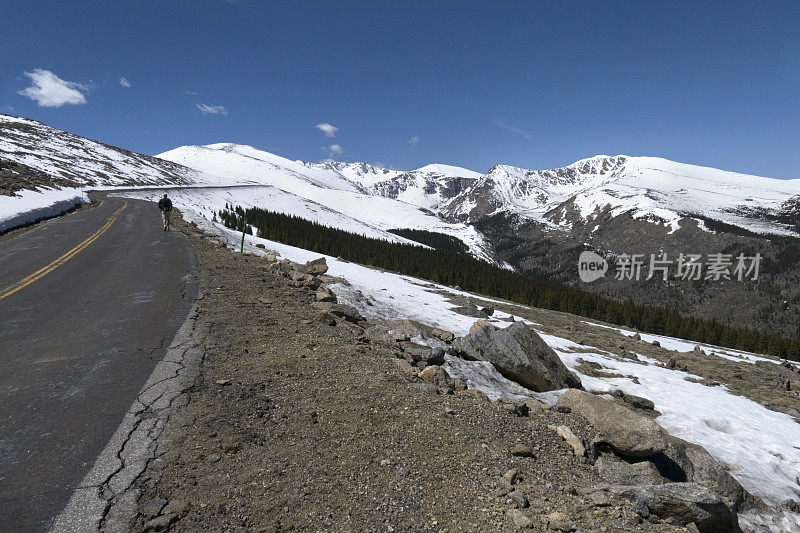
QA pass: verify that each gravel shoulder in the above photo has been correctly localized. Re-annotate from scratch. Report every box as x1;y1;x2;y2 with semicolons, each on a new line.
129;218;698;532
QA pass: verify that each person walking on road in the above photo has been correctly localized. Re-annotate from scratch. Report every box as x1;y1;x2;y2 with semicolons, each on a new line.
157;193;173;231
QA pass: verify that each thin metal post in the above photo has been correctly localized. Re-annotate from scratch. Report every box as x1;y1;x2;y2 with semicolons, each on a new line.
240;216;247;253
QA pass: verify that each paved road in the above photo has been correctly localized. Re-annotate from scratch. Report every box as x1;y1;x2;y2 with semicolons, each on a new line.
0;195;198;532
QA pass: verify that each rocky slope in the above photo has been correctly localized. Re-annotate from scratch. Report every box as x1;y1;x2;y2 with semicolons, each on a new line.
0;115;213;192
113;214;800;532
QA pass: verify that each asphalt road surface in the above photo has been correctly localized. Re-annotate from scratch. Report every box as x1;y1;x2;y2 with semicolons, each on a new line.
0;195;198;532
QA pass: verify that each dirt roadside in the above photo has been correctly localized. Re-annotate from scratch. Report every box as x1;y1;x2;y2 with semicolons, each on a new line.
128;217;686;532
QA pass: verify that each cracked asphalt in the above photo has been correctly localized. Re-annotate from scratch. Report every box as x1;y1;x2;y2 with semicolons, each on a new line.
0;194;197;532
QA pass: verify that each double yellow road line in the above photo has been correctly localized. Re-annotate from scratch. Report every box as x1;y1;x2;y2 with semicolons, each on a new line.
0;202;128;302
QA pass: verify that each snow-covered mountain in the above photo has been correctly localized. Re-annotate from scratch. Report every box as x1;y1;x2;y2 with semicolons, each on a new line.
155;143;496;261
443;155;800;236
306;161;482;211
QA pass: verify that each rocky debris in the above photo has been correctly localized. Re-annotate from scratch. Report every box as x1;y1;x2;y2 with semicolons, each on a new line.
453;322;582;392
469;319;496;335
633;333;642;341
557;390;667;457
667;357;677;369
481;306;495;316
601;483;737;532
550;425;586;457
130;218;722;532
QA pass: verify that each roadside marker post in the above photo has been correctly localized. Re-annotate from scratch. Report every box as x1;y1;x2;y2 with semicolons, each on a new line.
241;216;247;253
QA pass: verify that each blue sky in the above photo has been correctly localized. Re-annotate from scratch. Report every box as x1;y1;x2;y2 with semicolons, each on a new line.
3;1;800;178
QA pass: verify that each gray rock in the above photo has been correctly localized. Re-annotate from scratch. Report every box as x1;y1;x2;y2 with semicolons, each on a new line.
606;483;737;532
503;468;519;485
508;490;529;509
667;357;677;369
399;341;432;362
651;340;661;347
557;390;667;457
510;444;535;458
309;302;363;323
449;305;488;318
663;436;767;514
632;498;650;518
363;325;394;344
254;243;265;249
620;392;655;411
453;322;582;392
143;513;178;531
506;508;533;529
428;346;446;366
595;454;667;486
302;257;329;275
430;327;455;343
315;285;337;303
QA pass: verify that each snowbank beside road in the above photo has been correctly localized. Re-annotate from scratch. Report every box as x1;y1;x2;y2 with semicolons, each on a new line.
0;187;88;233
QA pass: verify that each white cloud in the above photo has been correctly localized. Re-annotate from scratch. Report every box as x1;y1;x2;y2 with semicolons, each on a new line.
184;90;199;95
326;144;343;156
408;135;420;145
196;103;229;116
119;76;131;88
18;69;88;107
316;122;339;138
493;119;532;140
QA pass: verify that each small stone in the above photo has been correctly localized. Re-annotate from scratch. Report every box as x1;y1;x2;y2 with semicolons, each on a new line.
379;459;391;467
143;513;177;531
503;468;518;485
215;379;231;386
667;357;677;369
508;490;529;508
162;499;188;516
506;508;533;529
255;243;266;249
395;467;410;477
511;444;535;458
632;499;649;518
207;453;221;463
651;340;661;347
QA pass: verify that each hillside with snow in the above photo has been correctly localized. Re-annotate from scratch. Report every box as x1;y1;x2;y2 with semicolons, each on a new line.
156;143;496;261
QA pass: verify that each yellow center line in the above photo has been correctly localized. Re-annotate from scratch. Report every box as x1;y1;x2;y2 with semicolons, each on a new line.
0;202;128;302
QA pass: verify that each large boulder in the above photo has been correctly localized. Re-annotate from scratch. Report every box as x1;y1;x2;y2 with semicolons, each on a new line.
594;454;667;486
663;436;767;514
452;322;581;392
557;390;667;457
605;483;737;532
